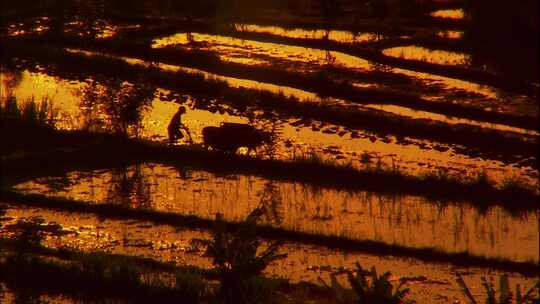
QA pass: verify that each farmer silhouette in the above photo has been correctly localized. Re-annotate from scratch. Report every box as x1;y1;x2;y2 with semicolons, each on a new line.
167;106;192;144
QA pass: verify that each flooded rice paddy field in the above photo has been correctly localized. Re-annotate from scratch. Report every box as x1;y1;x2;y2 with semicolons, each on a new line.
4;15;140;40
1;204;537;304
151;30;538;118
12;163;539;263
2;67;538;186
2;5;539;303
66;48;538;136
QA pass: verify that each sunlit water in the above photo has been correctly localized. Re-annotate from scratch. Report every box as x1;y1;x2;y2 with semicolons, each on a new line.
2;68;537;184
234;23;378;44
66;48;540;137
151;31;537;116
430;9;466;20
4;16;138;39
363;104;538;136
383;46;471;66
436;30;464;40
13;163;539;263
3;204;537;304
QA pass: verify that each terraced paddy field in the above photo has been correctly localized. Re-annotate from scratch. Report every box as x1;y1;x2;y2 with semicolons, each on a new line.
1;1;538;303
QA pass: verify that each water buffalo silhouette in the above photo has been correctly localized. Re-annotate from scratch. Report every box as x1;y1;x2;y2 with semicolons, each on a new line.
202;122;271;155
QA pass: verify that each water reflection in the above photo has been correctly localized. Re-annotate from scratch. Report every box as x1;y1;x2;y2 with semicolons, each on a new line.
106;164;153;209
152;32;376;72
430;9;465;20
383;46;471;67
363;104;538;136
436;30;464;40
234;23;377;44
4;15;108;40
14;163;539;262
151;31;534;110
1;68;536;184
78;76;156;136
3;205;537;304
66;47;539;135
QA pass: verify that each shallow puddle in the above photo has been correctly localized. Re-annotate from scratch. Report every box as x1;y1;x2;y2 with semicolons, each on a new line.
2;204;537;304
383;45;471;66
13;163;539;263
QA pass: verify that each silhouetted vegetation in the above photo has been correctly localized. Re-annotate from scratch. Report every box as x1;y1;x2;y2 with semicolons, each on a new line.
0;95;57;128
323;262;411;304
193;208;287;303
3;46;537;162
78;75;156;137
3;190;538;277
1;1;537;302
456;273;540;304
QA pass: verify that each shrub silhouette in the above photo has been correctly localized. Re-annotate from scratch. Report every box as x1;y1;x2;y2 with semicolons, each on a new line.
456;273;540;304
322;262;411;304
192;207;286;304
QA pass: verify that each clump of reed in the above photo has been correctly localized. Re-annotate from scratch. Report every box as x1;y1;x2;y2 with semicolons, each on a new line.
0;95;57;128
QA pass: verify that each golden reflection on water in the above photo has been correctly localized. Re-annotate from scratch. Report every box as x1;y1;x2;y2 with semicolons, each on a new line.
66;48;538;134
67;48;321;102
2;69;535;184
436;30;464;40
2;206;211;267
151;31;514;102
0;70;83;130
14;163;539;263
363;104;539;136
152;32;374;71
4;204;537;304
430;9;465;20
383;46;471;66
5;16;50;36
234;24;377;44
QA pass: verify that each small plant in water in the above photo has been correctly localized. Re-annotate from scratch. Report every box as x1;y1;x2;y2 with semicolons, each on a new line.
322;262;411;304
456;273;540;304
192;207;287;304
1;95;57;127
